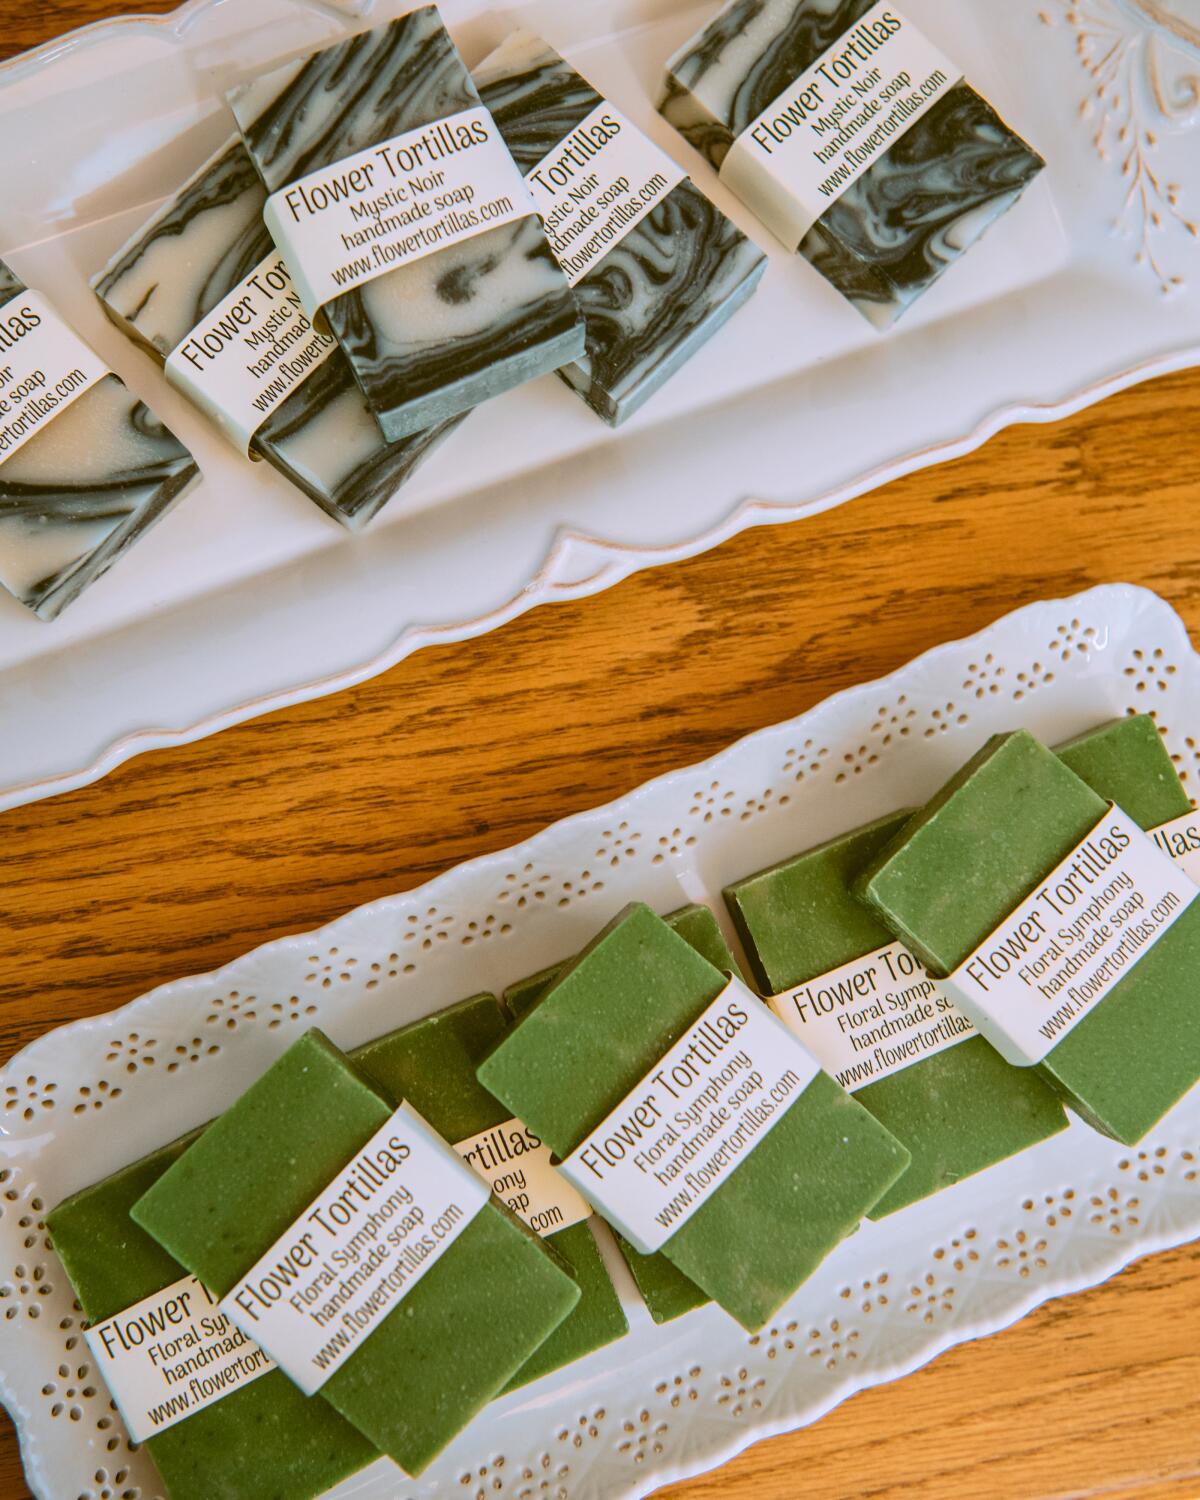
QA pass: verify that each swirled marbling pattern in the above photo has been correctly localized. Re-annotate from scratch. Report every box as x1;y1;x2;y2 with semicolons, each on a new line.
476;31;766;425
799;84;1046;325
94;137;464;529
227;9;585;440
0;264;199;621
660;0;1044;325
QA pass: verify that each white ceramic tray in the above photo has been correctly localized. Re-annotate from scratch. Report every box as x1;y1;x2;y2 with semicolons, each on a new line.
1;0;1198;812
3;582;1199;1500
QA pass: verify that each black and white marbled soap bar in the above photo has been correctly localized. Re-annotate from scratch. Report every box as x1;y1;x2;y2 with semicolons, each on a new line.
94;137;463;531
227;8;585;441
475;32;766;427
659;0;1044;327
0;261;199;622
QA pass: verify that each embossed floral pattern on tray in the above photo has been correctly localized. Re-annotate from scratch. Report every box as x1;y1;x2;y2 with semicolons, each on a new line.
1043;0;1200;290
2;585;1199;1500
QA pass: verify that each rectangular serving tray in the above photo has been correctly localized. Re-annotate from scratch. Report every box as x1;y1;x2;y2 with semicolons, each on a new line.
0;0;1197;810
2;582;1198;1500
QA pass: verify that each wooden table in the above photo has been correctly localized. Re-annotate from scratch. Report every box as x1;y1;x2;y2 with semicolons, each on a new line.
3;6;1200;1498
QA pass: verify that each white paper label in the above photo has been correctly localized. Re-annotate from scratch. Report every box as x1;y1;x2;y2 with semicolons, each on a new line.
720;3;963;251
165;252;336;457
1149;809;1200;883
943;805;1197;1066
454;1117;591;1236
557;976;820;1255
264;107;538;316
0;292;109;466
221;1104;489;1394
525;102;687;287
768;942;974;1090
83;1275;274;1443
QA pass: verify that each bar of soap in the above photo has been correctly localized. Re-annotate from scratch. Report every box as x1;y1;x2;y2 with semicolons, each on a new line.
504;903;744;1022
1056;715;1192;830
131;1030;579;1474
227;10;586;440
94;137;463;530
474;31;766;426
857;730;1200;1144
480;904;910;1331
725;811;1067;1217
658;1;1044;327
46;1134;375;1500
351;993;627;1390
503;903;736;1325
0;260;200;620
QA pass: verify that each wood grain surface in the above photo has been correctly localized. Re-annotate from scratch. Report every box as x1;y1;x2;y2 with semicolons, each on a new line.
2;7;1200;1500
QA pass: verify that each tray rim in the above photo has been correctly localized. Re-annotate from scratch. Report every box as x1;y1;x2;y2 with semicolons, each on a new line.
3;343;1199;817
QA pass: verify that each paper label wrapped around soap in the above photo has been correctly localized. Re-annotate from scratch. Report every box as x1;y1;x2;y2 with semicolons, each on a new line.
1149;808;1200;883
165;252;336;457
454;1117;592;1235
264;107;538;316
524;103;687;286
557;975;820;1255
720;3;963;252
0;292;110;466
221;1103;489;1394
768;941;974;1090
943;805;1198;1066
83;1274;274;1443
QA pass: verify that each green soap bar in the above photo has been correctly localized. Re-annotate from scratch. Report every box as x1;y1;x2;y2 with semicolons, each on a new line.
503;903;741;1023
858;730;1200;1144
724;811;1067;1218
502;902;737;1324
503;958;570;1024
353;993;510;1139
1056;715;1192;830
351;994;627;1390
46;1135;375;1500
663;904;747;984
613;1235;710;1325
132;1031;579;1474
480;904;910;1331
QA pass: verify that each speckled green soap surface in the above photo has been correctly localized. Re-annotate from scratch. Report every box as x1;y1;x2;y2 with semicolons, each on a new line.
1056;715;1192;830
503;904;743;1024
131;1030;579;1474
724;811;1067;1217
480;904;909;1331
858;729;1200;1145
503;904;736;1324
352;993;627;1390
47;1135;375;1500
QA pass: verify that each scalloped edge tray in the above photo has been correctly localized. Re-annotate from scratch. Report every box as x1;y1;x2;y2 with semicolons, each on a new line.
2;581;1198;1500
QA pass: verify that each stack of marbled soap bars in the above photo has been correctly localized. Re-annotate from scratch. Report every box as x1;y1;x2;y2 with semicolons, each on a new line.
47;713;1200;1497
2;0;1045;621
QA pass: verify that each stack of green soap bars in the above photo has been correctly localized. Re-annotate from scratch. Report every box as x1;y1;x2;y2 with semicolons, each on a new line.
130;1031;580;1475
724;807;1069;1215
351;992;628;1389
504;903;741;1323
44;714;1198;1500
481;902;910;1332
722;713;1198;1210
1054;714;1194;830
858;722;1200;1144
46;1134;378;1500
